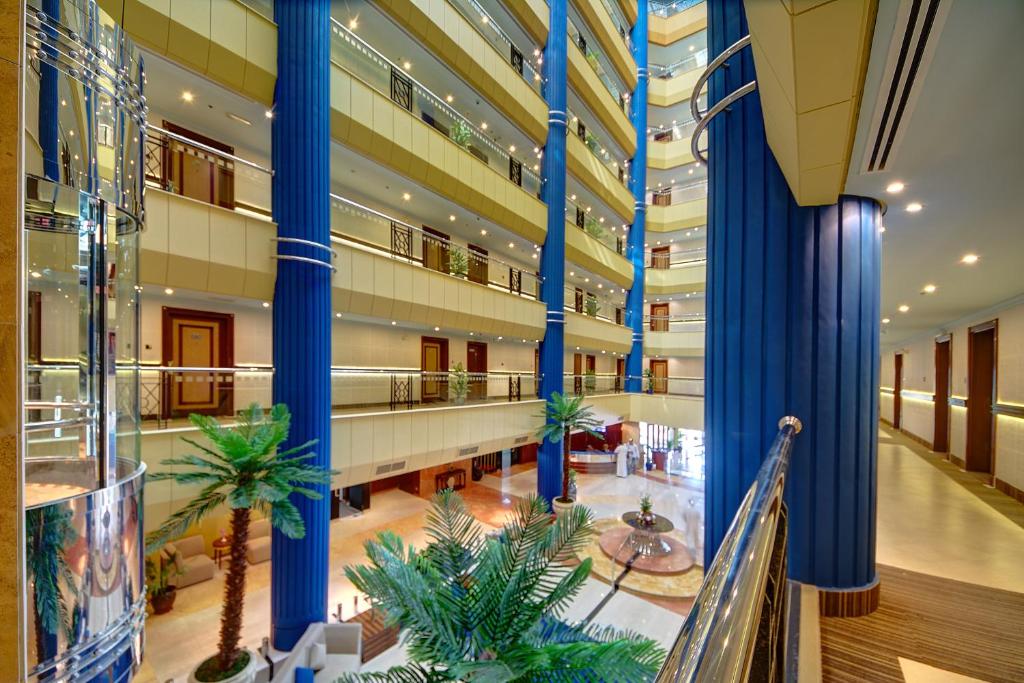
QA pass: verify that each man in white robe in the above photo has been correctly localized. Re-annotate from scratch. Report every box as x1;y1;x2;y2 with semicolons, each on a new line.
614;441;629;478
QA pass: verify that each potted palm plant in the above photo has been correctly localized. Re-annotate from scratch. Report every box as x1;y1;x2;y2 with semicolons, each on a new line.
146;546;184;614
644;368;655;394
537;392;603;514
639;494;656;527
145;403;334;683
339;490;665;681
449;361;470;404
584;369;597;393
26;504;78;664
584;295;600;318
449;245;469;278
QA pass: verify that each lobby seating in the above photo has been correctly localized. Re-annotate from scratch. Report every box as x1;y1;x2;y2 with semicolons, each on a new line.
274;622;363;681
169;536;215;588
247;518;272;564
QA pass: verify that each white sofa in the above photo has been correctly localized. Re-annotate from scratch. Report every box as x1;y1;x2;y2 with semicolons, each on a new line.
274;622;363;681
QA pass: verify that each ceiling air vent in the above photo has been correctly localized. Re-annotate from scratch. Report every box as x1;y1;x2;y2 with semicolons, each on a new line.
861;0;950;173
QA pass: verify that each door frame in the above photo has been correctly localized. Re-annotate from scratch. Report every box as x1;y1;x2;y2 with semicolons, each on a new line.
650;359;668;394
893;353;903;429
933;334;952;453
966;320;998;476
650;302;669;331
466;340;488;400
161;307;235;418
420;336;450;403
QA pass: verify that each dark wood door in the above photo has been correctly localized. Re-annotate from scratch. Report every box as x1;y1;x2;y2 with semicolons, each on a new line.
574;288;584;313
422;227;450;273
934;337;951;453
650;303;669;331
651;246;670;269
893;353;903;429
573;353;582;395
467;341;487;400
163;121;235;209
966;323;996;474
162;307;234;418
650;359;668;394
616;358;625;392
468;244;488;285
421;336;449;402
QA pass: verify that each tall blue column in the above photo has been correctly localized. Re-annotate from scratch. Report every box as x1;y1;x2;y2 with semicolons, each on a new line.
704;0;880;596
270;0;332;649
624;1;649;392
39;0;60;180
537;0;568;506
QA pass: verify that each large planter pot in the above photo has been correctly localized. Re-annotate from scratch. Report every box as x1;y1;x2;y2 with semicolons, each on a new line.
552;497;575;515
189;649;258;683
150;588;177;615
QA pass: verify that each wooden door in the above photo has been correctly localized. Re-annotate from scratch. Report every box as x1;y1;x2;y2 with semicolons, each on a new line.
653;190;671;206
893;353;903;429
573;353;582;395
650;303;669;331
163;121;235;209
421;336;449;402
468;244;488;285
162;307;234;417
650;359;668;394
422;227;450;273
467;341;487;401
651;246;670;269
616;358;625;392
966;323;996;474
574;288;584;313
934;336;951;453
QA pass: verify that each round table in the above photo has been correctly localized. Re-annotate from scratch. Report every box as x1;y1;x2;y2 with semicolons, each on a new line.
621;512;675;556
212;535;232;569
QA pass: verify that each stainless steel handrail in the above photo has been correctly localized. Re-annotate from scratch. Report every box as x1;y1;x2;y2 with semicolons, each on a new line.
689;35;757;165
656;416;802;682
148;125;273;175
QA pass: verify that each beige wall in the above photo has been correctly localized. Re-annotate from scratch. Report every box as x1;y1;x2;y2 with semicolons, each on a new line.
881;298;1024;492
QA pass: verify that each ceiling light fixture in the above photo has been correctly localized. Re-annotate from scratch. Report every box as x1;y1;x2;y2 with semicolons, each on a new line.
898;304;910;313
480;229;487;235
449;215;456;222
446;94;454;103
886;181;905;194
961;253;979;264
402;192;411;201
403;61;411;71
348;17;358;29
262;301;270;308
181;90;194;103
922;284;937;294
164;288;174;295
882;318;890;324
264;110;274;119
905;202;922;213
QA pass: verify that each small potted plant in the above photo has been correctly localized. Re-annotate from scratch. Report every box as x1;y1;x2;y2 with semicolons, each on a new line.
449;361;470;405
585;220;606;241
644;368;654;394
536;392;603;514
584;369;597;393
450;119;472;149
639;494;656;527
584;296;600;318
449;246;469;279
567;468;579;501
146;547;184;615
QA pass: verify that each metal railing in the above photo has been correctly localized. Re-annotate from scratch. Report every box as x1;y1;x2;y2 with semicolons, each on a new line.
568;16;630;113
144;125;273;217
565;194;630;257
330;193;541;299
564;372;625;396
446;0;543;94
648;180;708;207
648;118;700;144
649;0;704;18
650;49;709;80
568;107;628;186
329;19;542;198
691;35;758;165
564;285;628;325
645;313;706;333
645;247;707;269
596;0;634;52
656;416;801;682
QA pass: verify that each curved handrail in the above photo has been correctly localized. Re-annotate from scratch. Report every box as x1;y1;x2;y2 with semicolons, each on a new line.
690;81;757;165
656;416;802;682
688;35;757;165
689;35;752;125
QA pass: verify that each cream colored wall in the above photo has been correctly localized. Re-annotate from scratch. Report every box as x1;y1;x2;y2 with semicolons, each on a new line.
566;42;636;157
646;261;706;295
644;329;703;357
648;68;701;108
565;310;632;354
564;220;634;289
566;132;635;224
647;197;706;232
881;299;1024;492
649;3;706;46
574;0;638;90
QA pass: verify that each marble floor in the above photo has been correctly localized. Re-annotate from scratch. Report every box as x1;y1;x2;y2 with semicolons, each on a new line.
138;466;697;682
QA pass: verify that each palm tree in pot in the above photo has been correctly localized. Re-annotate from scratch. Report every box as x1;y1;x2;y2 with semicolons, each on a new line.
536;392;603;512
339;490;665;681
145;403;334;682
26;504;78;663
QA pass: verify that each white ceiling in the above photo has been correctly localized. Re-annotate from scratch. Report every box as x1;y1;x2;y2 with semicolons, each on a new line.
845;0;1024;348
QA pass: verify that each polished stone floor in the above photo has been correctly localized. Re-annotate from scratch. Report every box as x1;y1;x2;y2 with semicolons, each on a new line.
138;465;696;682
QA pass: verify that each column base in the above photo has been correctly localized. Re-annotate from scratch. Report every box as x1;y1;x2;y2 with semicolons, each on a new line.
818;576;880;617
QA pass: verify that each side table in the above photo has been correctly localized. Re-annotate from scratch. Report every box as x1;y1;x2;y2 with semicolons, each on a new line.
212;535;232;569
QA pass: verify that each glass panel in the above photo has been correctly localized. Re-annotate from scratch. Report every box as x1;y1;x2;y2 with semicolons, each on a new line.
447;0;544;95
565;194;631;257
113;207;140;468
567;16;630;113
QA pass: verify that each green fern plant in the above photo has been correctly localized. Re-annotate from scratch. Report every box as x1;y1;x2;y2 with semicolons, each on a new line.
26;504;78;662
584;296;600;317
584;219;606;241
450;119;472;148
339;490;665;682
145;403;334;678
449;361;470;404
536;392;604;504
449;246;469;278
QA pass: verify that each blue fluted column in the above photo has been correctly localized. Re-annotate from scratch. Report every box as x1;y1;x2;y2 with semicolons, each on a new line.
40;0;60;179
704;0;880;592
270;0;332;649
537;0;569;505
624;0;649;392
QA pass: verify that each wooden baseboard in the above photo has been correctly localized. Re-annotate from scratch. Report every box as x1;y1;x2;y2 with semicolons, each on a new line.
949;453;966;469
880;417;894;428
995;477;1024;505
819;578;881;617
899;427;933;451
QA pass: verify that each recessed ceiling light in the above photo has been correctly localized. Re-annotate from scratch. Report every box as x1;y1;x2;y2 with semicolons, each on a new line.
164;288;174;295
569;271;575;276
508;242;515;248
689;45;695;52
402;192;411;201
481;122;488;130
922;284;937;294
961;253;979;264
879;226;886;233
509;145;516;153
480;229;487;235
391;321;397;325
348;17;358;29
265;110;274;119
335;313;343;318
434;326;440;332
262;301;270;308
403;61;411;70
570;194;577;200
446;94;454;103
886;182;905;194
905;202;922;213
449;215;456;222
882;318;891;324
30;271;41;278
181;91;194;103
898;304;910;313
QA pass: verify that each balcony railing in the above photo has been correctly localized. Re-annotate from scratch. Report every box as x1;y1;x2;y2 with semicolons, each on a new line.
645;247;707;269
568;107;628;186
649;0;704;18
330;193;541;299
144;125;273;218
564;372;625;396
645;313;705;332
237;0;273;21
565;285;627;326
648;119;699;144
650;49;709;80
329;19;542;198
568;16;630;113
566;194;630;257
648;180;708;206
637;374;705;397
596;0;634;52
446;0;544;95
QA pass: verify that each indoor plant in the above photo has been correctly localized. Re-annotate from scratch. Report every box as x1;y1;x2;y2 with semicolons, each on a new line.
339;490;665;681
145;403;334;683
26;504;79;664
584;369;597;393
584;295;600;318
448;245;469;278
567;467;579;501
449;361;470;404
639;494;656;527
644;368;654;394
146;546;184;614
585;219;606;241
536;391;603;513
450;119;472;149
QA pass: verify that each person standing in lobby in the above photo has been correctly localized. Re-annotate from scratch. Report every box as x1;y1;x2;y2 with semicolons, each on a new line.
615;440;630;478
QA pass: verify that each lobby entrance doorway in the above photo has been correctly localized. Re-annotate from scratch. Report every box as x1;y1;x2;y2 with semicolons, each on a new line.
161;307;234;418
934;335;951;453
966;322;997;474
